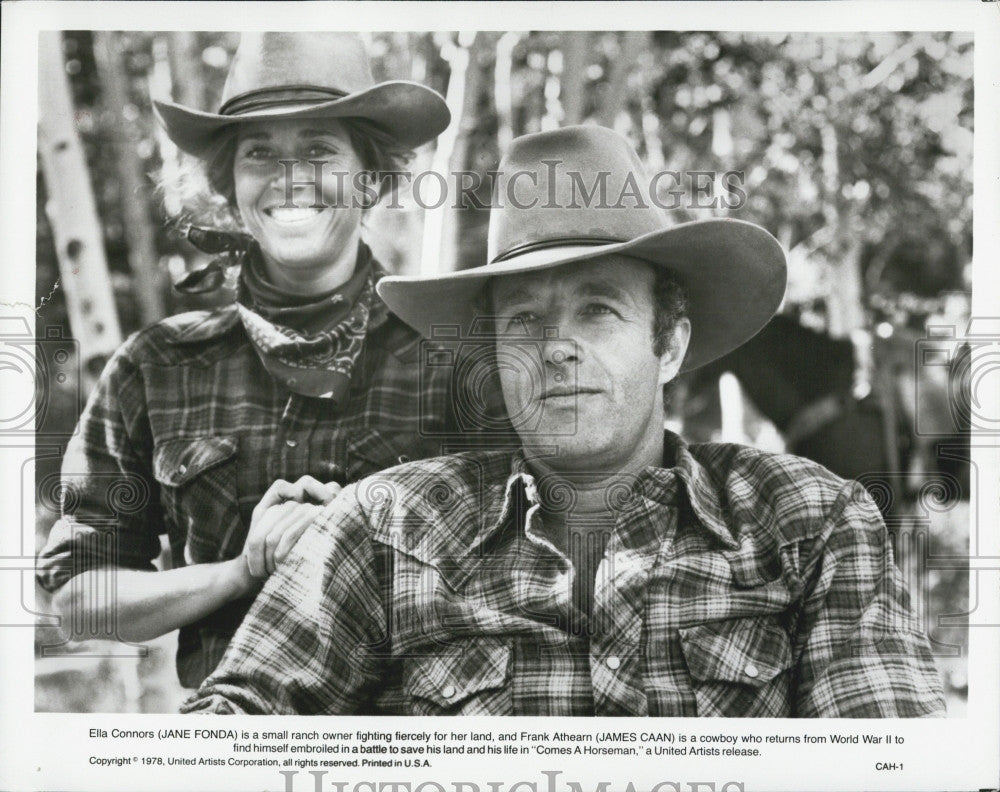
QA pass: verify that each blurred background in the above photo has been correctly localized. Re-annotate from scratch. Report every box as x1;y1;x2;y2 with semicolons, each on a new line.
34;30;972;713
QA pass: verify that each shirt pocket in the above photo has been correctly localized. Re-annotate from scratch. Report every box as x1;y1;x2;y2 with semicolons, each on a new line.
153;436;243;564
403;638;513;715
678;616;794;717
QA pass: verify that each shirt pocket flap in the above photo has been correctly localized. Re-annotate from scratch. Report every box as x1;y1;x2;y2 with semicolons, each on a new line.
405;639;511;709
153;436;237;488
679;617;792;687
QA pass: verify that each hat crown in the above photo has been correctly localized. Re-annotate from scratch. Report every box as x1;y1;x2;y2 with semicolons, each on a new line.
488;126;668;263
221;32;375;107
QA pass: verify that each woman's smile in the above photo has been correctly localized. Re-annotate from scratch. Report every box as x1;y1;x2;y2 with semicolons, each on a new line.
263;206;327;225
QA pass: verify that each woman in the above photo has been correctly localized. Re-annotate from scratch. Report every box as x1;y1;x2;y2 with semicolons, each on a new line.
36;32;469;689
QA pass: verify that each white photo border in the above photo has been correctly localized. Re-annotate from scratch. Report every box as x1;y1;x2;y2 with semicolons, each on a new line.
2;3;998;791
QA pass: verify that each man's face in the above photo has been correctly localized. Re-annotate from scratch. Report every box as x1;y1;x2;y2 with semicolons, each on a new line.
491;256;689;475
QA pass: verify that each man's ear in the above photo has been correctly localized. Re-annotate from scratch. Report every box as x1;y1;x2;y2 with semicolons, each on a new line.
658;317;691;385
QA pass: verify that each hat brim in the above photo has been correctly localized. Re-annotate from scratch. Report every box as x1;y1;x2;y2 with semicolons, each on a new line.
153;80;450;156
376;218;787;373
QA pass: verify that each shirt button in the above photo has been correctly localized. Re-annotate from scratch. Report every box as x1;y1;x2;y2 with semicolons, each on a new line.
605;656;621;670
285;439;298;448
744;663;760;679
441;685;456;699
178;464;187;475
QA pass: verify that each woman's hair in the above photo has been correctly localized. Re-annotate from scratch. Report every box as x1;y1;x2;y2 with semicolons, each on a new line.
158;117;415;230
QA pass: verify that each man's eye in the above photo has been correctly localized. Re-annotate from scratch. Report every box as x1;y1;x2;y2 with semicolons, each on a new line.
501;313;538;333
583;303;616;317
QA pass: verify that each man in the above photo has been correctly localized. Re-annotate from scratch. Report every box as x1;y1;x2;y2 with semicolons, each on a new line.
184;126;945;717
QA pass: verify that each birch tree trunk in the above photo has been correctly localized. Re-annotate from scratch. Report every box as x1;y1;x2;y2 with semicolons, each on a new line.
93;31;166;326
166;32;204;110
560;32;588;126
494;32;521;151
819;39;865;338
393;32;430;276
821;120;865;337
421;32;485;275
149;35;184;223
37;31;122;374
600;31;649;131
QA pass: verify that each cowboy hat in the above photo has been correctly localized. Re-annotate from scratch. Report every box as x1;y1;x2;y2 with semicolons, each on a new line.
153;32;450;156
376;125;787;372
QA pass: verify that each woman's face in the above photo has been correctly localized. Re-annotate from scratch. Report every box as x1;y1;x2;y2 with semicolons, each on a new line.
233;118;366;291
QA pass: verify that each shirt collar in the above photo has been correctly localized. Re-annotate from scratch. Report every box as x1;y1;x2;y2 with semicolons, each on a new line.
482;431;738;551
168;304;242;344
649;431;739;549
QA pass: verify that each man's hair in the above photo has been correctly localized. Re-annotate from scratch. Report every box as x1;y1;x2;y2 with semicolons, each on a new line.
158;117;414;229
651;264;688;359
649;264;689;407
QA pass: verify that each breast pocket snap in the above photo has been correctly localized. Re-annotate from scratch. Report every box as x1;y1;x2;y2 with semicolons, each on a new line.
404;638;512;715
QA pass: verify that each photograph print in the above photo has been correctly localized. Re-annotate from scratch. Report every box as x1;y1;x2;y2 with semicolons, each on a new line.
32;28;973;719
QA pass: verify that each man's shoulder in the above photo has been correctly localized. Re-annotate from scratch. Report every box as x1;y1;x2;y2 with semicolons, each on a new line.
349;449;515;513
686;441;870;545
345;449;516;559
688;440;849;497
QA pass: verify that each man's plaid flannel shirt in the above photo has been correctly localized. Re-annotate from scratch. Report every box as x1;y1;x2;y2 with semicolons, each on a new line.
184;432;945;717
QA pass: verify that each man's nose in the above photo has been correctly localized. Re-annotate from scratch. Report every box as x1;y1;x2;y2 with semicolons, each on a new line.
541;334;580;368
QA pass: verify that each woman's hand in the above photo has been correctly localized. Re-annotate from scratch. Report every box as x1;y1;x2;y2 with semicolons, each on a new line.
51;476;343;644
243;476;343;578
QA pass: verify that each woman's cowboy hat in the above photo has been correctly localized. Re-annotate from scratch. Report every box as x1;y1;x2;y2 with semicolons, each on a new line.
153;32;450;156
377;125;787;372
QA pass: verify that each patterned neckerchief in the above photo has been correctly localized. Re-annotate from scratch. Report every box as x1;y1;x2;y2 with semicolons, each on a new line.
235;242;385;403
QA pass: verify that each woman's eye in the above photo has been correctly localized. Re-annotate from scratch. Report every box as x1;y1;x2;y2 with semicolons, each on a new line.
305;144;337;158
241;146;274;161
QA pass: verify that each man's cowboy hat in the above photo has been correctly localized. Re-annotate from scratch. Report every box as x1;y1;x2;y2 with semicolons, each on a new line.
153;32;450;156
377;125;787;372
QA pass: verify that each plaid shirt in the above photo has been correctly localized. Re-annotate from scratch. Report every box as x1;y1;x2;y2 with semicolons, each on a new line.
183;432;945;717
36;287;483;688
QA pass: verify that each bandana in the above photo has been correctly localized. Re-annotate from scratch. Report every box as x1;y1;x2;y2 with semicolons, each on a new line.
235;242;383;403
